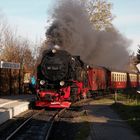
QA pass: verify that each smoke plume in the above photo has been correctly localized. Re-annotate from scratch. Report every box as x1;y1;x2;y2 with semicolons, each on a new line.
46;0;131;70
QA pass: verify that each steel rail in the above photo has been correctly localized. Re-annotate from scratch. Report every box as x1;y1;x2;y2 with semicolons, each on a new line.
6;109;45;140
45;100;90;140
45;108;66;140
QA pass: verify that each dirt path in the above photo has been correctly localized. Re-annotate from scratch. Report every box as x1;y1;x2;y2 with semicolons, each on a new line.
85;99;140;140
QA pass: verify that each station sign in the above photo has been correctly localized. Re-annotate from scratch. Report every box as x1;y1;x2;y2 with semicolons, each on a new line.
0;61;20;69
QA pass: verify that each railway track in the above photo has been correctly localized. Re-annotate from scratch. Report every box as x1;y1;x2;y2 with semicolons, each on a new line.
48;99;91;140
5;108;66;140
4;99;92;140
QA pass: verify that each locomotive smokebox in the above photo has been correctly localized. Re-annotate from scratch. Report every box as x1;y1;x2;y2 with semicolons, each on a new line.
39;49;71;82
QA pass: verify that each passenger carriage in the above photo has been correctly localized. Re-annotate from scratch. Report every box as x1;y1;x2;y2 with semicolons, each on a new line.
111;71;127;89
128;73;138;88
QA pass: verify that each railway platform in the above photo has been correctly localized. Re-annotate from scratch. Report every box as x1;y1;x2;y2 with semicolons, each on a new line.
0;94;35;125
86;99;140;140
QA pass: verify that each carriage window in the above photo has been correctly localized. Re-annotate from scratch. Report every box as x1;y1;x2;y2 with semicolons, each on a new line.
130;75;132;81
113;74;115;81
113;74;114;81
112;74;114;81
134;76;135;81
118;74;120;82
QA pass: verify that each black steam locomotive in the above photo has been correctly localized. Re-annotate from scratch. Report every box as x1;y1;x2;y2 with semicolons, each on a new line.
35;47;88;108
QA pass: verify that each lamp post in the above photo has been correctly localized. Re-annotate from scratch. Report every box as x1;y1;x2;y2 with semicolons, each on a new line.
19;58;24;94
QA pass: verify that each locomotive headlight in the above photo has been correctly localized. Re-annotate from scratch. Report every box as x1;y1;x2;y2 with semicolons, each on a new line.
71;57;75;61
40;80;45;85
87;65;89;68
52;49;56;53
60;81;65;86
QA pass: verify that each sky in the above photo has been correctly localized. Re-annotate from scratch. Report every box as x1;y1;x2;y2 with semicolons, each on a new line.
0;0;139;53
109;0;140;54
0;0;55;42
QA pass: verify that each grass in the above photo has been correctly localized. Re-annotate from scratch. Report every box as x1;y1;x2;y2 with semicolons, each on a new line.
111;94;140;135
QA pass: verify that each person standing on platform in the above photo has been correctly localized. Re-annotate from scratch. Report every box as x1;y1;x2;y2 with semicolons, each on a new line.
29;75;36;94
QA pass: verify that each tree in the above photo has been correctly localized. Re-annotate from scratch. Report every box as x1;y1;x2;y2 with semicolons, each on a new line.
128;52;137;72
137;45;140;64
0;14;10;53
0;25;34;73
0;13;35;71
85;0;114;30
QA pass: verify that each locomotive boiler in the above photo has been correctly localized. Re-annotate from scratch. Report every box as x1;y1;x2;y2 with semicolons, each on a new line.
35;47;88;108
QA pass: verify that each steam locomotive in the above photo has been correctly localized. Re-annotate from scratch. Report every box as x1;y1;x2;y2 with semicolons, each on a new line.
35;47;140;108
35;47;89;108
